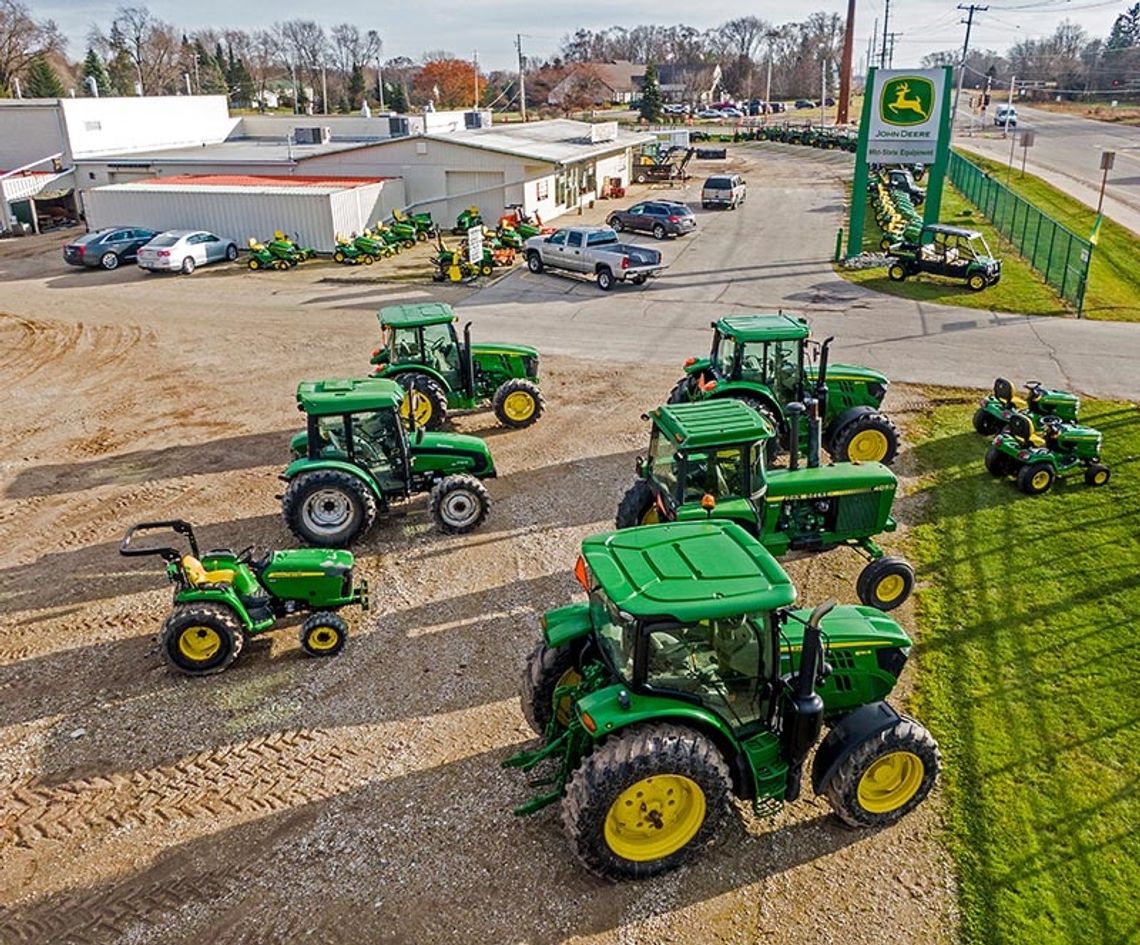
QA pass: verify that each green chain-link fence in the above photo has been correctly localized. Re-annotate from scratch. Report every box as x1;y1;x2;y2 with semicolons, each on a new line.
948;151;1092;314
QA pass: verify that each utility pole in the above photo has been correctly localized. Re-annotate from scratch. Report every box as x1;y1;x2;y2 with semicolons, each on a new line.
953;4;987;133
516;34;527;121
321;64;328;115
869;18;878;80
473;50;479;109
837;0;856;124
765;31;777;124
821;59;827;127
887;33;901;68
880;0;891;69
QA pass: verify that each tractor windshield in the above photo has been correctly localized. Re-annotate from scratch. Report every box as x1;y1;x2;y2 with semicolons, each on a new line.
679;446;747;501
646;428;680;498
349;409;410;488
713;334;737;377
737;339;801;401
593;593;637;680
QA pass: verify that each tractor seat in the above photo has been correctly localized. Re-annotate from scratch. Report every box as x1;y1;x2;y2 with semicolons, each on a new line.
181;555;235;586
993;377;1027;410
1005;413;1038;448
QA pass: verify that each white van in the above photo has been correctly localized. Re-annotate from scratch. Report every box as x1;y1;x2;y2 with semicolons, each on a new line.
994;105;1018;127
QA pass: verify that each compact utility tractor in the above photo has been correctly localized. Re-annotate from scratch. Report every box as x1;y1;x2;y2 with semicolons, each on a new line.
973;377;1079;436
984;411;1110;495
616;398;914;610
120;520;368;676
281;377;497;546
370;302;544;431
668;314;900;465
505;520;941;880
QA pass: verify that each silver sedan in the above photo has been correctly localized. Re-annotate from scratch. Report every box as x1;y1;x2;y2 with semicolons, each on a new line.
136;230;239;274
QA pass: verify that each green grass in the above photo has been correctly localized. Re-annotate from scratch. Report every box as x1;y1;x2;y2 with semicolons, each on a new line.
840;185;1069;316
951;150;1140;322
910;395;1140;945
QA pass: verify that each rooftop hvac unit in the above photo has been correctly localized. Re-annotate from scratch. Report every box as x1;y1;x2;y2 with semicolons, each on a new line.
293;126;331;145
464;111;488;129
389;116;411;138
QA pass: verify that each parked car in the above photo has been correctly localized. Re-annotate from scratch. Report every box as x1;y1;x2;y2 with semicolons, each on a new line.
607;201;697;239
62;227;157;270
824;96;836;106
770;101;787;113
136;230;239;274
720;107;745;118
524;226;667;290
701;174;747;210
794;99;817;109
696;108;723;119
994;105;1018;127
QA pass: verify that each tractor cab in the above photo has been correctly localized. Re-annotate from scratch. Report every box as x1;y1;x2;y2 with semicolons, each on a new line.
707;314;811;407
374;303;468;393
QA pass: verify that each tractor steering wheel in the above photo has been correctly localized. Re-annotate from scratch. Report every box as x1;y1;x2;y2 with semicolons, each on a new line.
235;545;256;564
1024;380;1042;391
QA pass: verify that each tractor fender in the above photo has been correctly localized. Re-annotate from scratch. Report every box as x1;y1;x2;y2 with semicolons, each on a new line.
682;357;712;377
810;700;902;795
542;601;592;648
280;458;384;502
377;364;453;394
175;587;254;631
825;405;882;446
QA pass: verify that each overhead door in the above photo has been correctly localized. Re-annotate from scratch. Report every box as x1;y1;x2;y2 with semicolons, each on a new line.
445;171;505;229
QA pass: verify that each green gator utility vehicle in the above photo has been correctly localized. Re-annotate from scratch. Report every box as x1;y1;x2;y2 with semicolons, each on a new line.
972;377;1080;436
370;303;543;431
668;314;899;465
281;378;497;546
985;411;1110;495
120;520;368;676
616;399;913;610
506;520;940;880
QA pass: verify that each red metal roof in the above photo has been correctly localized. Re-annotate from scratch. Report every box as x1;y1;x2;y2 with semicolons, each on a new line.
137;174;389;188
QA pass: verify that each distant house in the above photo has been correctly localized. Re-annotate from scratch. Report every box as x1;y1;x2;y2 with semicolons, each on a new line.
547;61;643;106
656;64;723;105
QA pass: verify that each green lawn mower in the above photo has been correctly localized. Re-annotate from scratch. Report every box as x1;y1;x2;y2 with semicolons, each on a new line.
392;207;437;240
281;377;498;546
972;377;1079;436
120;520;368;676
268;231;317;263
452;204;484;234
332;235;375;265
984;411;1110;495
668;314;900;465
617;398;913;610
370;302;543;431
505;520;941;880
246;238;292;271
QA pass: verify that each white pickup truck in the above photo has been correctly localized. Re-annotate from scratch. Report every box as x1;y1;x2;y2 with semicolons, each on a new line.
524;226;667;291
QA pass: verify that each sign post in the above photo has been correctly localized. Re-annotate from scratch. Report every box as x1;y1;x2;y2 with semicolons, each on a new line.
1019;130;1035;178
1097;150;1115;215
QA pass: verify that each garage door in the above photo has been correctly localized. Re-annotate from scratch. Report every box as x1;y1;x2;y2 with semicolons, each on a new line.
445;171;505;229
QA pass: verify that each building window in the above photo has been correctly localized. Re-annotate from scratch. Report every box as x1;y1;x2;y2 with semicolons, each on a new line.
536;180;549;201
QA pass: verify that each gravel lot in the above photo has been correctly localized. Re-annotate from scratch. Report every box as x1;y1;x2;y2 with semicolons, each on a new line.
0;164;955;945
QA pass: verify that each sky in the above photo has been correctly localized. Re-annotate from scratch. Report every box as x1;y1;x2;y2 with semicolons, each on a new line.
32;0;1129;72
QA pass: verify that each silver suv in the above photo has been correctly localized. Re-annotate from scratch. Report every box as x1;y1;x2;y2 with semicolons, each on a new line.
701;174;746;210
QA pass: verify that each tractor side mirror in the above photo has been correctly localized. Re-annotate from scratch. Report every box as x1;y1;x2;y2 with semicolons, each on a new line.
635;456;645;475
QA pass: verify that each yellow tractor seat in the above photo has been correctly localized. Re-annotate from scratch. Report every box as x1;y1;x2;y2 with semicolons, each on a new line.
181;555;235;586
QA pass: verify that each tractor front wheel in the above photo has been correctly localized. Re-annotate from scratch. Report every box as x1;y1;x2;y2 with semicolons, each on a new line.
830;413;900;465
521;638;582;736
300;612;348;657
973;407;1003;436
161;603;244;676
984;445;1015;478
396;373;449;431
823;716;940;828
282;469;377;547
430;475;491;534
967;273;987;291
1017;462;1055;496
616;479;664;528
492;378;544;428
562;723;731;880
1085;463;1111;487
856;556;915;611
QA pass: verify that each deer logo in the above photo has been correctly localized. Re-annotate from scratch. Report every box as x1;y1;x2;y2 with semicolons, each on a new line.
880;76;935;126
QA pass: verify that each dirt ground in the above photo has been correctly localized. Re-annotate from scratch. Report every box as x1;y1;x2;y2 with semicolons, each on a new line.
0;204;955;943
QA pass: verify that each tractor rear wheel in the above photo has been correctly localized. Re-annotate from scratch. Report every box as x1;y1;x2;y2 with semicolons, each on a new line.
984;445;1014;477
1085;463;1111;487
1017;462;1055;496
830;412;900;465
823;716;940;828
856;556;915;611
734;397;781;464
521;638;582;736
161;602;244;676
333;250;346;263
492;378;544;428
300;612;348;657
666;377;694;405
562;723;731;880
430;475;491;534
282;469;377;547
616;479;664;528
396;373;448;431
973;407;1003;436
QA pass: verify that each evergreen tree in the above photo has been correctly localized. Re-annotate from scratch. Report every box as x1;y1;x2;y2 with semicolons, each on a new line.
385;79;408;113
81;47;110;97
228;56;255;108
1107;3;1140;48
337;94;351;113
193;39;227;94
348;62;365;108
25;55;65;98
107;47;137;95
640;61;663;122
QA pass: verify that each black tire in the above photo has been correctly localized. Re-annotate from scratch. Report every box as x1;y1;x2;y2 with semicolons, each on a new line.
829;412;900;465
396;372;449;431
984;445;1015;478
635;172;647;183
520;638;581;736
666;376;694;405
300;612;348;657
480;263;493;277
161;602;244;676
1017;462;1055;496
823;716;940;828
967;273;987;292
1085;463;1111;487
248;259;261;270
887;262;907;282
652;224;666;240
101;251;120;271
856;556;915;611
430;474;491;534
417;230;428;241
492;378;545;428
609;217;624;232
596;268;614;291
361;254;374;265
181;257;196;275
225;244;238;261
282;469;377;547
561;723;732;880
615;479;665;528
527;251;544;273
973;407;1002;436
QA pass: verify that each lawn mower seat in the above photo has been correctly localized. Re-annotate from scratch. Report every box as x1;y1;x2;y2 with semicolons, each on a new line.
993;378;1028;410
1005;412;1036;448
181;555;235;586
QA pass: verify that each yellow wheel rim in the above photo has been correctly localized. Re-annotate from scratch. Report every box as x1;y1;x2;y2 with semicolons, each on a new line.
553;667;582;727
857;751;924;813
875;573;906;603
178;626;222;662
502;390;536;422
307;627;340;652
604;775;706;862
1031;470;1051;490
399;390;433;427
1095;471;1108;485
847;429;889;462
640;506;661;525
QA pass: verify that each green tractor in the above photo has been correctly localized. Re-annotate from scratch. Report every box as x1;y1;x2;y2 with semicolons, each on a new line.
369;302;544;431
120;520;368;676
505;520;941;880
668;314;900;465
984;411;1110;495
972;377;1079;436
281;377;497;546
617;398;914;610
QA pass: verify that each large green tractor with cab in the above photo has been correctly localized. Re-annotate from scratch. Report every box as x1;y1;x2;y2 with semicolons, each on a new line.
281;377;497;546
668;314;900;465
616;398;914;610
505;520;941;880
370;302;543;431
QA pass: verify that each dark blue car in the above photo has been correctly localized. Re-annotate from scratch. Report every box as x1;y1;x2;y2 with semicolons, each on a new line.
63;227;158;270
606;201;697;240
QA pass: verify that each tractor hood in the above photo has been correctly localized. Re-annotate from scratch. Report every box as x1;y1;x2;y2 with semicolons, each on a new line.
783;604;911;653
409;430;496;478
765;461;897;499
471;342;539;360
805;362;889;389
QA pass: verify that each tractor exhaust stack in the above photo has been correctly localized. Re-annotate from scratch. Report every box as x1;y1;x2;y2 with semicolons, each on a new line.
785;402;804;471
804;396;822;468
815;336;834;422
782;599;834;801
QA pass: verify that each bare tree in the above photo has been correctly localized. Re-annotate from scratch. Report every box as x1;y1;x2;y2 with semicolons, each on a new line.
0;0;64;95
275;19;328;109
91;7;182;95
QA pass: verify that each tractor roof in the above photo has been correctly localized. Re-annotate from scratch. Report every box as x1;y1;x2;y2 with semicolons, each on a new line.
582;521;796;622
651;400;773;449
379;302;457;328
715;314;811;343
296;377;404;415
923;224;982;239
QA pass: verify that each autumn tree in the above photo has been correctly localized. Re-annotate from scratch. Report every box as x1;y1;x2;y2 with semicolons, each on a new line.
415;57;479;108
0;0;64;96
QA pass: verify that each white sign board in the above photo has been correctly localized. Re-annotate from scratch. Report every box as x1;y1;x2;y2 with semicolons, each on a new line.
865;69;948;164
466;226;483;261
590;121;618;143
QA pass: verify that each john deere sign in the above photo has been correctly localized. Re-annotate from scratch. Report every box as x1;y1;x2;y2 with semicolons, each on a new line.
866;68;949;163
879;76;934;126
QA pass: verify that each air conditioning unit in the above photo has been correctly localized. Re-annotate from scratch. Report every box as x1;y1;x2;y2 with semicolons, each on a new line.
389;116;411;138
293;126;331;145
464;110;488;129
